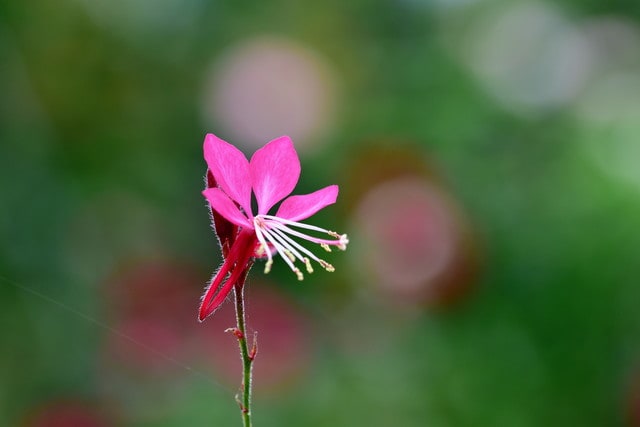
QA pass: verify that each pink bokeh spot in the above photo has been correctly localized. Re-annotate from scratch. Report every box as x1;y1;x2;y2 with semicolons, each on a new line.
102;260;199;374
353;177;474;306
24;401;109;427
202;37;337;153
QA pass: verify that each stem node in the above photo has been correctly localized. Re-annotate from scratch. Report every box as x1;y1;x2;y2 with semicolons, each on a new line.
225;327;244;340
249;332;258;361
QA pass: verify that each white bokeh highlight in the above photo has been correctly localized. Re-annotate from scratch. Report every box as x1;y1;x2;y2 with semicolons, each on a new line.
573;16;640;192
455;1;594;115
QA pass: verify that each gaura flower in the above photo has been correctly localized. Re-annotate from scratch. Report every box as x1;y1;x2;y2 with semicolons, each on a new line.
199;134;348;321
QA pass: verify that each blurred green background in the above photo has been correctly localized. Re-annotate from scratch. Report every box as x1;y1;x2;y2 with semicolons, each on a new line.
3;0;640;426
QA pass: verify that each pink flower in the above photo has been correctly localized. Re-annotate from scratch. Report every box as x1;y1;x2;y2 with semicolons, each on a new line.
199;134;348;321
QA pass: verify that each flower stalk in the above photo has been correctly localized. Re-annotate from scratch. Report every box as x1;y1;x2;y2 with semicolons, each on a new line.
233;284;253;427
224;265;255;427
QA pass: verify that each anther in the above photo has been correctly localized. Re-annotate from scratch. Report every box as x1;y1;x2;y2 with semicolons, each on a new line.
264;259;273;274
284;249;296;263
294;268;304;281
321;243;332;252
319;260;335;272
304;257;313;273
256;244;263;256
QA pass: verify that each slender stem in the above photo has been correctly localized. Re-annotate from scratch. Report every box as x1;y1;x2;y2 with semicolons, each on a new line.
234;283;253;427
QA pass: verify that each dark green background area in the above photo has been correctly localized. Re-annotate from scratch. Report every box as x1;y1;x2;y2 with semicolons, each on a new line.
2;1;640;426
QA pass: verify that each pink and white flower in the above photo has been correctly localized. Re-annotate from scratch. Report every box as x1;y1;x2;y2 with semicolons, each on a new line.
199;134;348;321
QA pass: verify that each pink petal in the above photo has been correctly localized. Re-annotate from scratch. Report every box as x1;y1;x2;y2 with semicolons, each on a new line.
199;270;236;321
199;261;234;321
276;185;339;222
199;229;256;321
203;134;253;216
206;171;237;256
203;188;252;228
250;135;301;215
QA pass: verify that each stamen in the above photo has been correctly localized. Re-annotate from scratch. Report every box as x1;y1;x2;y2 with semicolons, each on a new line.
319;260;335;272
262;215;350;249
257;221;306;279
255;243;268;258
268;226;330;268
261;226;305;265
304;257;313;273
337;235;349;251
253;214;347;279
269;222;344;247
284;249;296;263
262;214;337;234
253;218;274;274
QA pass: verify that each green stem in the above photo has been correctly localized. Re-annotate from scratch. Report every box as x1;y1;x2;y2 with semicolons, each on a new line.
234;284;253;427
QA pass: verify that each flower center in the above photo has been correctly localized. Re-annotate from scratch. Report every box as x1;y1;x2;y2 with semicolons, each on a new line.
252;214;349;280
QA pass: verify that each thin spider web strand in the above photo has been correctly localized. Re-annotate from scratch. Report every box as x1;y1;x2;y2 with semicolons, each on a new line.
0;274;230;393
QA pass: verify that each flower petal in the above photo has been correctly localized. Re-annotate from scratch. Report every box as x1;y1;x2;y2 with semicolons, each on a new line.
199;261;250;321
203;134;253;216
199;262;235;321
203;188;252;228
250;135;301;215
199;229;256;321
206;171;237;256
276;185;339;222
